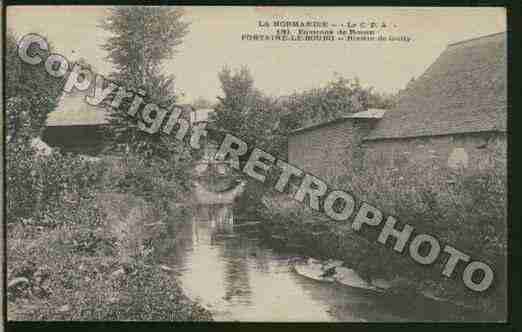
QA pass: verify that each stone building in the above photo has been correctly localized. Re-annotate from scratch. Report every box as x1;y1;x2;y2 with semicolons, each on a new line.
288;109;386;180
287;32;507;179
363;32;507;170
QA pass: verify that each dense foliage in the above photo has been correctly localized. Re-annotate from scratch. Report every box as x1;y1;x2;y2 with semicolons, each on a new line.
213;67;397;159
281;75;397;129
260;145;507;318
213;66;286;157
212;67;399;222
6;30;64;141
6;17;212;320
100;7;191;159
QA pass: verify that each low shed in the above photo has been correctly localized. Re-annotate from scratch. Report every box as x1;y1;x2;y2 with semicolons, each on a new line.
288;109;386;180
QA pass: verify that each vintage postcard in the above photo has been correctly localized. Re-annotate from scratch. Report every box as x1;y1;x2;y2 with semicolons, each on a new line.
4;6;507;322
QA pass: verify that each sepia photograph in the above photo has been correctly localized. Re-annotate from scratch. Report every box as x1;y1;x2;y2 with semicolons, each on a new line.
4;5;507;322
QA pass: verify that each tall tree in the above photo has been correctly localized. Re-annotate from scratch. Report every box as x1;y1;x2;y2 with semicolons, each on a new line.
214;66;255;134
101;7;189;92
214;66;286;156
100;7;190;158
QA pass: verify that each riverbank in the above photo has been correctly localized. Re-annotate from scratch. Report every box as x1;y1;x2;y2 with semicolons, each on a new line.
257;223;502;321
287;256;498;321
254;189;505;321
6;217;213;320
6;150;213;321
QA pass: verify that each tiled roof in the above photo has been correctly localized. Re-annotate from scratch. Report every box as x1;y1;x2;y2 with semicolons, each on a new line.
365;32;507;141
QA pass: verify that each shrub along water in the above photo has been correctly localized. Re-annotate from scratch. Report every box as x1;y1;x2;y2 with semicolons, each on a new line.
6;133;211;320
258;148;506;319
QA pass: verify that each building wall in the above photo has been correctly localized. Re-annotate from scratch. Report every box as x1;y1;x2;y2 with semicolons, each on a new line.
288;119;374;181
362;131;507;171
288;120;506;182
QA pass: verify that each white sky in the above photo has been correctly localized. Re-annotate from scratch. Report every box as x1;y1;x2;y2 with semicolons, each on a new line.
7;6;506;103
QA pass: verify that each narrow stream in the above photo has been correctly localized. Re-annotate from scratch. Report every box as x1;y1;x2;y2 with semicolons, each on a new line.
160;205;486;322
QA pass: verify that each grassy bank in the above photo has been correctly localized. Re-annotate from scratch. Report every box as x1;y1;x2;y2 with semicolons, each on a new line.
7;223;211;321
254;153;506;320
6;140;212;321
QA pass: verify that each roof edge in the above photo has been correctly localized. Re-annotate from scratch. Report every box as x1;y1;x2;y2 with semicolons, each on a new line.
45;123;110;128
289;115;382;135
363;128;507;142
447;31;506;47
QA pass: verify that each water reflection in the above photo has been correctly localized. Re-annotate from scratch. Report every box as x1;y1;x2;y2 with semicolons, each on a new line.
163;204;336;321
161;205;484;322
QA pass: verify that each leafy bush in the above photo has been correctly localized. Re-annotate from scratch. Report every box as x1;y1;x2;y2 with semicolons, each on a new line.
339;148;507;295
100;153;192;216
261;148;506;317
7;224;212;321
6;139;105;226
